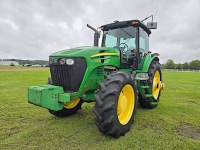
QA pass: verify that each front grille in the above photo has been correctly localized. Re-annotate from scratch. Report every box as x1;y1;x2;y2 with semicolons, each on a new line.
50;58;87;92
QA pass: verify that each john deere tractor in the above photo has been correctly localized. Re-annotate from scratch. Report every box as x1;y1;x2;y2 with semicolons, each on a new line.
28;18;164;138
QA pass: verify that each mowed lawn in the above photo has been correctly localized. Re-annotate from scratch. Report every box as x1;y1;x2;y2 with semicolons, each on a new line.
0;66;199;149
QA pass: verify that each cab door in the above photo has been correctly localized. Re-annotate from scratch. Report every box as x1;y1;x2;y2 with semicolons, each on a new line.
138;27;150;69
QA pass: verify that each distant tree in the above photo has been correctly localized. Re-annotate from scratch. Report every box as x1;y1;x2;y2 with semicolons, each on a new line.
182;62;189;69
176;63;182;69
165;59;175;69
189;60;200;70
161;64;166;69
174;64;177;69
17;60;48;65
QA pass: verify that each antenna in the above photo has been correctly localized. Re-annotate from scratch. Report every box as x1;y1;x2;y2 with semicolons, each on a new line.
141;15;153;22
154;6;158;17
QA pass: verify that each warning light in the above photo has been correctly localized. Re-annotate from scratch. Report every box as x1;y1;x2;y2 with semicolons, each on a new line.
131;21;138;25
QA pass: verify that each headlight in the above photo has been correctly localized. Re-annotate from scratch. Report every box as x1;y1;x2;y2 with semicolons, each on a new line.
58;58;65;65
66;59;74;65
49;58;53;64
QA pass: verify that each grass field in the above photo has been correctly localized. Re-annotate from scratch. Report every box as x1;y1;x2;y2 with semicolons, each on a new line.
0;66;200;149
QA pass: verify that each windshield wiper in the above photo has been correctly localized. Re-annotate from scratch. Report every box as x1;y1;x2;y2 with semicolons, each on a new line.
120;28;134;38
119;27;135;44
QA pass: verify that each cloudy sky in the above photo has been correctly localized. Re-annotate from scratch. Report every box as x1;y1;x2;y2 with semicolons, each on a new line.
0;0;199;63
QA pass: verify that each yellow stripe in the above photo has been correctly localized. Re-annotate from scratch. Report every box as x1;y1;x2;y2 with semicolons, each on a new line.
91;53;119;58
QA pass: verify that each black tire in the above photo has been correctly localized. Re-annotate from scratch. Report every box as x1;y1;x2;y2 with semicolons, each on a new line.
93;72;137;138
138;61;162;109
49;100;83;117
47;77;83;117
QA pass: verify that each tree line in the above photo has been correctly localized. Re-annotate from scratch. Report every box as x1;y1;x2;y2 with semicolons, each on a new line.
162;59;200;70
1;59;48;65
17;60;48;65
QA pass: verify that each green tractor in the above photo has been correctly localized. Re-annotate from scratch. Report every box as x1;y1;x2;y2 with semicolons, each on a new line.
28;18;164;138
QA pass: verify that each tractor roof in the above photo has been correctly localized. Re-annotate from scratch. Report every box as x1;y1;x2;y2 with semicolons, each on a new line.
100;19;151;35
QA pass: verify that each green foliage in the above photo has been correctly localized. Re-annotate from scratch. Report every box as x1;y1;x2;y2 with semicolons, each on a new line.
176;63;182;69
189;60;200;70
164;59;200;70
0;68;199;149
165;59;175;69
183;62;189;69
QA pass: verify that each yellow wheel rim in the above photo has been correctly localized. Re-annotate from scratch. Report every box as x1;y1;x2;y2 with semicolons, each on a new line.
152;71;161;99
117;84;135;125
64;99;80;109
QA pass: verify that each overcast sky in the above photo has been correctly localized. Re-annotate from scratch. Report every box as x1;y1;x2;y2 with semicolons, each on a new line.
0;0;199;63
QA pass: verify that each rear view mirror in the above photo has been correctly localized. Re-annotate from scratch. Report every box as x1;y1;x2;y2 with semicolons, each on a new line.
147;22;157;29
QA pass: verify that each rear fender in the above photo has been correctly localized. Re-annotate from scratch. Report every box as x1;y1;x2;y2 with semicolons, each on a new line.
137;54;159;73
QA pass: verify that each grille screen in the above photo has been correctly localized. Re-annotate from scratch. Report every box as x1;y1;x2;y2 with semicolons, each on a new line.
50;58;87;92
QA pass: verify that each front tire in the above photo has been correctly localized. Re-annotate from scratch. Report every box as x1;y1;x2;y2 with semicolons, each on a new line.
93;72;137;138
49;99;83;117
47;77;83;117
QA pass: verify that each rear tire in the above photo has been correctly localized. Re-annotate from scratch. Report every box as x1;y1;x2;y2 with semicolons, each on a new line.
138;61;162;109
47;77;83;117
93;72;137;138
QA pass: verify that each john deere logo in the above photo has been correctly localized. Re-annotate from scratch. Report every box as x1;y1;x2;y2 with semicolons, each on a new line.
93;60;101;63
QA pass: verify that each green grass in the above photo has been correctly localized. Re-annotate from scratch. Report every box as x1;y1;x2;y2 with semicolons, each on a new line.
0;65;24;69
0;69;199;149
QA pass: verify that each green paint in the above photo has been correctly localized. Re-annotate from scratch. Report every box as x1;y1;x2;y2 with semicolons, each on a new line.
28;20;160;111
137;54;159;73
28;85;70;111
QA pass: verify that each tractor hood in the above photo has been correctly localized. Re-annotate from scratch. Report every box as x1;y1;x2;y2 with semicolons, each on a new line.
49;46;119;58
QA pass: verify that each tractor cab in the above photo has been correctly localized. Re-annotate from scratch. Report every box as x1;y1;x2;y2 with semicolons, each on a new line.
99;20;154;70
87;19;157;69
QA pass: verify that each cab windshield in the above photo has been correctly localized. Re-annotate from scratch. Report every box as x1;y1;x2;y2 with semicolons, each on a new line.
102;26;136;51
102;26;136;67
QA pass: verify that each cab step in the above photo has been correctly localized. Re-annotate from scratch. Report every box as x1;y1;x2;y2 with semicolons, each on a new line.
135;73;149;80
151;102;158;105
145;94;153;97
141;85;149;89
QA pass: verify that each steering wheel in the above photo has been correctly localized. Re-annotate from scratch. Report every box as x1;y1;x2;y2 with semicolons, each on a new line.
119;43;129;53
